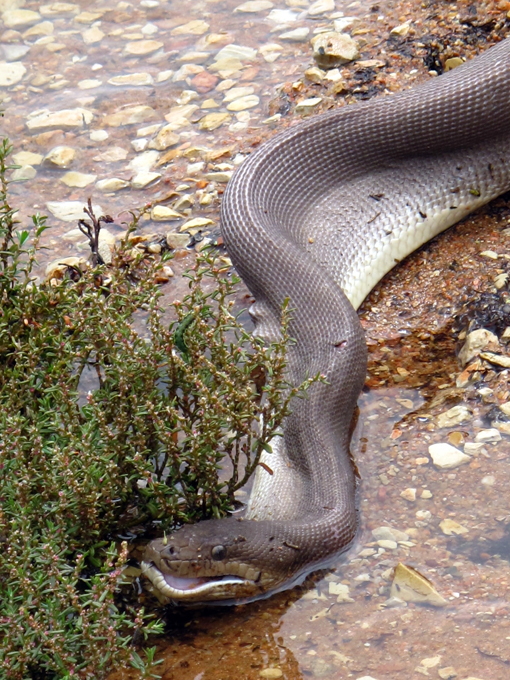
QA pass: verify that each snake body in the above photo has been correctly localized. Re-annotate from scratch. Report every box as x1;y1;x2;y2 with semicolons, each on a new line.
143;39;510;603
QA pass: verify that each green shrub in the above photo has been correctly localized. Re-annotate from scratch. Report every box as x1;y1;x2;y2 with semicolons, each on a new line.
0;135;317;678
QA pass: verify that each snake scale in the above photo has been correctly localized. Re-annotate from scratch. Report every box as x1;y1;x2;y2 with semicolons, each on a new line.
142;38;510;603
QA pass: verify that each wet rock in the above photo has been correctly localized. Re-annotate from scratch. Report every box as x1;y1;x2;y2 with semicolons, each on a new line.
78;78;102;89
82;26;103;44
2;8;40;28
436;404;471;428
258;669;283;679
96;178;129;192
223;85;254;102
429;443;471;469
226;94;259;111
12;150;42;165
39;3;79;17
279;27;310;41
475;428;501;443
97;228;116;264
479;250;498;259
464;442;486;456
437;668;457;680
46;201;102;222
334;16;359;31
43;146;76;168
214;43;257;62
305;66;325;82
125;39;163;56
235;0;273;12
166;232;190;249
131;171;160;189
27;108;94;130
128;150;159;172
61;171;96;187
458;328;498;366
11;165;36;181
295;97;322;114
328;581;354;602
151;206;183;221
0;60;25;85
400;488;416;502
390;563;447;607
311;32;359;69
372;526;409;542
440;519;468;536
308;0;335;16
198;112;231;131
148;125;180;151
104;105;157;127
190;70;218;93
390;21;411;37
480;351;510;368
108;73;153;86
45;256;87;282
170;19;209;36
481;475;495;486
1;42;30;60
95;146;128;162
180;217;214;233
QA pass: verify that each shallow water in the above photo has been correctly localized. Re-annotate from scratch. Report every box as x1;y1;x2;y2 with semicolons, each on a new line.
4;0;510;678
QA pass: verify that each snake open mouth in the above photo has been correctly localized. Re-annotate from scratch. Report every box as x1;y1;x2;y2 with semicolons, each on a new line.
141;561;249;599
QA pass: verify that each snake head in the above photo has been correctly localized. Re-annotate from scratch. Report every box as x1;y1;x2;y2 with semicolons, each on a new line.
141;517;303;604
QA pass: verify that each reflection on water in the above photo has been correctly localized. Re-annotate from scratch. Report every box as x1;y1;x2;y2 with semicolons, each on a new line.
4;0;510;677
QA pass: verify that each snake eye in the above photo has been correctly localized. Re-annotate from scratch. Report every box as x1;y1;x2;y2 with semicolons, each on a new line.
211;545;227;561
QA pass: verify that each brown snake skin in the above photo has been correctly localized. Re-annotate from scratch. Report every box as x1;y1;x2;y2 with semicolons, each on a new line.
142;38;510;604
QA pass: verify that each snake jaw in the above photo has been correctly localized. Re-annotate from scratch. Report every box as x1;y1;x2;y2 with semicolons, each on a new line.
141;560;255;603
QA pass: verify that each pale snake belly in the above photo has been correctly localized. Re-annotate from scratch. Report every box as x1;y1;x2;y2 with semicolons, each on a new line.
142;38;510;603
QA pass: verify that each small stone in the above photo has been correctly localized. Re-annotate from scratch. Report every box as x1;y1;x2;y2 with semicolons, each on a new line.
295;97;322;113
108;73;153;86
390;562;447;607
74;10;104;23
458;328;498;366
439;519;468;536
180;217;215;233
170;20;210;35
479;250;498;259
464;442;487;456
311;32;359;69
305;66;326;82
421;490;433;499
46;201;102;222
198;112;231;131
12;151;42;166
279;27;310;41
2;9;40;28
61;171;96;187
90;130;108;142
328;582;354;602
494;273;508;289
480;351;510;368
148;125;180;151
222;86;255;102
39;3;79;16
429;443;471;469
43;146;76;168
156;70;173;83
214;43;257;62
151;206;183;221
166;232;190;249
0;60;25;86
308;0;335;16
438;668;457;680
131;171;161;189
191;70;218;93
258;669;283;679
11;165;36;182
400;488;416;502
372;526;409;542
436;404;471;429
226;95;259;111
95;178;129;192
104;105;157;127
95;147;128;163
78;78;102;89
45;256;87;281
82;26;104;44
125;39;163;55
390;21;411;37
475;428;501;443
377;539;397;550
235;0;273;11
334;16;359;31
128;150;160;172
27;108;93;130
204;171;232;182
